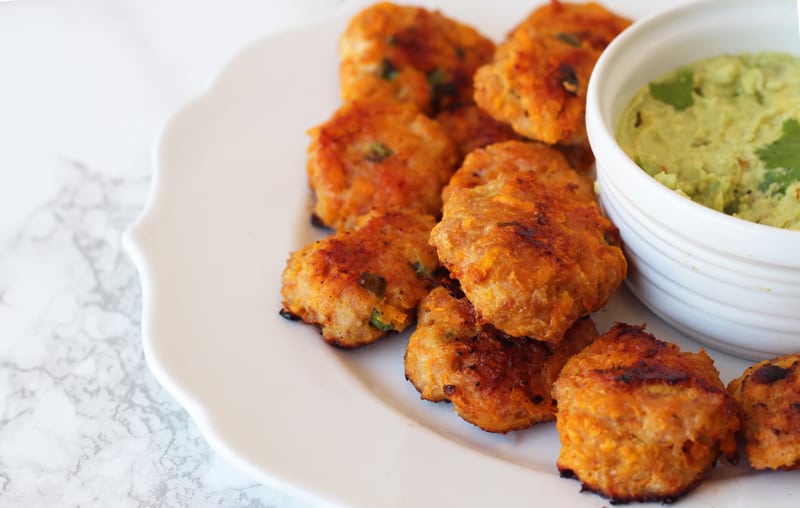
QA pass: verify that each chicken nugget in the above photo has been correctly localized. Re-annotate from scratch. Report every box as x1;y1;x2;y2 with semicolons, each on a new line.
728;353;800;470
473;1;630;145
339;2;495;115
280;212;439;348
434;103;521;162
405;286;598;433
553;323;740;504
430;140;626;344
508;0;632;50
441;138;594;203
306;98;458;230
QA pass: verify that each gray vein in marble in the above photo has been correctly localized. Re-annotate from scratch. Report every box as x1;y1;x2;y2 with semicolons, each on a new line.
0;159;306;507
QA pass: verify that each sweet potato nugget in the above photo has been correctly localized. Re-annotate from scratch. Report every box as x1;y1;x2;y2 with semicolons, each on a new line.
280;212;439;348
434;103;521;162
339;2;495;115
430;140;626;344
306;98;458;230
553;323;740;504
728;353;800;470
441;138;595;203
405;286;598;433
507;0;632;49
473;1;630;145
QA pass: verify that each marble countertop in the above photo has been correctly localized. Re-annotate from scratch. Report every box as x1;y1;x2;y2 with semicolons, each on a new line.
0;1;350;505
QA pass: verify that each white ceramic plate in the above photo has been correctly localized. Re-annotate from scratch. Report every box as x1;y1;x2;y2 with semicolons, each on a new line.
124;1;799;506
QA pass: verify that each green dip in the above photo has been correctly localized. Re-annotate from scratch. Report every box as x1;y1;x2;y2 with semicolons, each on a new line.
616;52;800;230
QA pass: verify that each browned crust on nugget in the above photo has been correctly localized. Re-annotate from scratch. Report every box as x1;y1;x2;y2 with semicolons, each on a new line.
728;353;800;470
339;2;495;115
441;138;595;203
434;103;522;162
430;140;626;344
553;323;740;504
508;0;632;50
306;98;458;230
405;286;598;433
473;1;631;145
280;212;440;348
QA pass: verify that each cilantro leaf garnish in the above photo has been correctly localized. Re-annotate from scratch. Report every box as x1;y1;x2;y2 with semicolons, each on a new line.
369;308;396;332
380;57;398;80
759;167;800;195
757;118;800;171
650;68;695;111
364;141;394;163
555;32;582;47
556;63;579;96
411;261;429;277
426;67;450;86
426;67;457;114
358;271;387;298
756;118;800;195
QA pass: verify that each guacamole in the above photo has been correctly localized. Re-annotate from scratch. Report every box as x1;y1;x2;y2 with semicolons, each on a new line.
617;52;800;230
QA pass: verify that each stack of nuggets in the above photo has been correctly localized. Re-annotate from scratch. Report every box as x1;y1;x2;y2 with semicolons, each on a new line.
408;139;626;433
279;2;800;505
283;1;630;433
405;286;600;433
429;140;625;344
282;2;516;349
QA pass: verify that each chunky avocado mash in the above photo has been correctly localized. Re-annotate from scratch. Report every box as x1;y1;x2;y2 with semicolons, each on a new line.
617;52;800;230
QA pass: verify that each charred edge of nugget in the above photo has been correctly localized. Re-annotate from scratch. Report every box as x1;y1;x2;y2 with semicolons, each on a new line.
405;285;597;433
556;465;689;506
436;321;589;433
590;324;732;396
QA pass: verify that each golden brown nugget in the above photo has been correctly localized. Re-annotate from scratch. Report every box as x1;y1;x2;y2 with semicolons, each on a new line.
473;1;630;145
508;0;632;49
280;212;439;348
434;103;521;162
430;141;626;344
728;353;800;470
441;138;595;203
306;98;458;230
404;286;598;433
339;2;495;115
553;323;740;504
